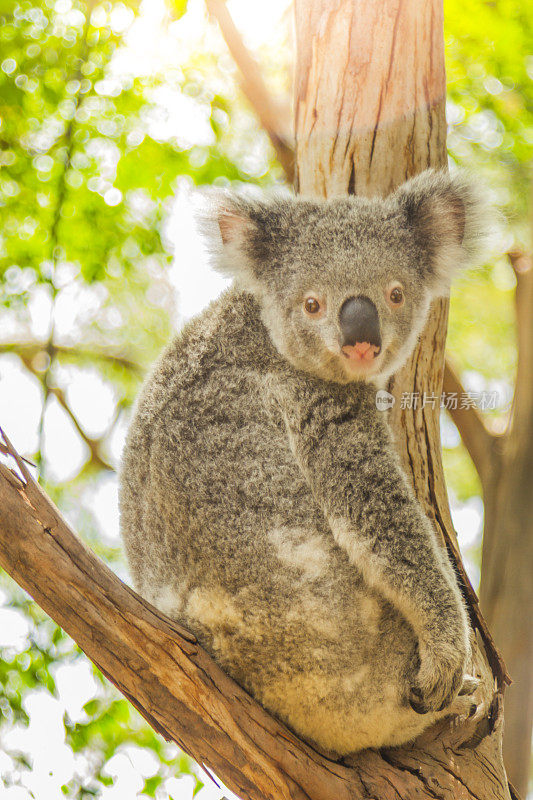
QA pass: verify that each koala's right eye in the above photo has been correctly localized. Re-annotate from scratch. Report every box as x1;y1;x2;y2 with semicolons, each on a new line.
304;297;322;316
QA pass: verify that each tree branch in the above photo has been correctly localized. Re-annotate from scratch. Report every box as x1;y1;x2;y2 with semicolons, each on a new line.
205;0;295;182
442;358;497;490
441;248;533;487
0;428;513;799
0;341;144;375
35;1;97;477
507;248;533;438
0;342;131;473
47;386;114;473
479;248;533;797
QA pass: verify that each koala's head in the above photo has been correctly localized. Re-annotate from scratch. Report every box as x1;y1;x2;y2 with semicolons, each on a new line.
210;169;491;384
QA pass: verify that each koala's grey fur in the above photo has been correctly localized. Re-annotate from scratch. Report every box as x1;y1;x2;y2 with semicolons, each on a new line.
119;169;490;756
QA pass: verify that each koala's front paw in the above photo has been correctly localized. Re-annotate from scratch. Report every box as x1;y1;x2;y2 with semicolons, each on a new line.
409;639;468;715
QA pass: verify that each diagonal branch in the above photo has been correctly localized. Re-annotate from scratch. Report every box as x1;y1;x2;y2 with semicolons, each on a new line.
205;0;295;182
0;427;513;800
442;359;498;491
47;386;114;473
443;248;533;487
1;341;130;474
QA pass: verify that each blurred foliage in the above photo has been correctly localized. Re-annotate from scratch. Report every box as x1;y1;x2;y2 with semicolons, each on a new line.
1;576;205;797
0;0;530;795
0;0;275;795
445;0;533;226
443;0;532;508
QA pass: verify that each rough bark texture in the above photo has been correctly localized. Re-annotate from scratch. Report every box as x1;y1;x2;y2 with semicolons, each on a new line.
0;1;517;798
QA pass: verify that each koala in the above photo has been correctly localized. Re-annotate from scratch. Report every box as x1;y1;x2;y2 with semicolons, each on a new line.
119;169;489;756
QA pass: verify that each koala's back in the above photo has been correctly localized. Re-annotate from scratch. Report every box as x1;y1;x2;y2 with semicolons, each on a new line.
120;289;305;589
119;289;424;754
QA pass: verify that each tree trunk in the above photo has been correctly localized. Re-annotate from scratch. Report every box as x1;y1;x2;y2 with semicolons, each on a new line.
482;436;533;798
0;1;515;798
295;0;513;796
442;246;533;797
480;252;533;797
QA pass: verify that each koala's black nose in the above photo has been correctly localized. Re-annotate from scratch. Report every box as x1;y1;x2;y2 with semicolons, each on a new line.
339;296;382;349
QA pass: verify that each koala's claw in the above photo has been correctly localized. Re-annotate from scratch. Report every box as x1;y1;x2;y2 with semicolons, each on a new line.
409;672;477;715
408;688;428;714
409;660;466;715
458;675;479;696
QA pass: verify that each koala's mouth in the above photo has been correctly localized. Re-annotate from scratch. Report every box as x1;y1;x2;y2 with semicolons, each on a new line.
341;342;381;364
339;341;385;378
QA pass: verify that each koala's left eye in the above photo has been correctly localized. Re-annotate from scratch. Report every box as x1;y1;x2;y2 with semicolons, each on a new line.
387;285;404;307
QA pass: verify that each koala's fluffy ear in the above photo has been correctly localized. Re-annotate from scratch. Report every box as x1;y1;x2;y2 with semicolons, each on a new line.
201;193;276;293
394;169;493;296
